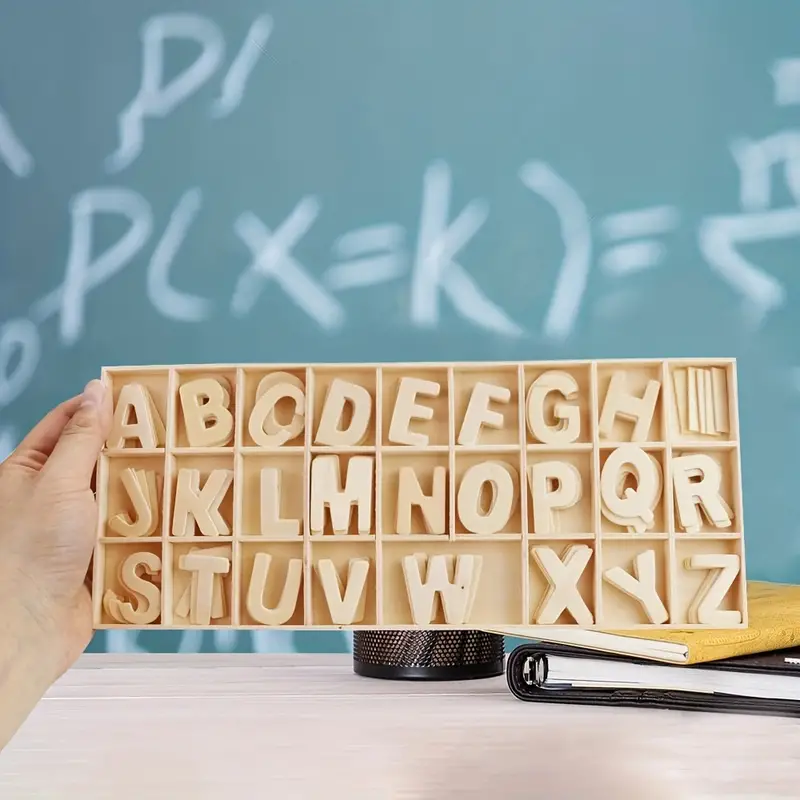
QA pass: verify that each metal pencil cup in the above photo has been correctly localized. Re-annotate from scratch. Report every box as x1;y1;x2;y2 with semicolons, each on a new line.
352;630;505;681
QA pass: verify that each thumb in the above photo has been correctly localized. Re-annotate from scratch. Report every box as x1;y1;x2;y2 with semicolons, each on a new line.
42;379;111;488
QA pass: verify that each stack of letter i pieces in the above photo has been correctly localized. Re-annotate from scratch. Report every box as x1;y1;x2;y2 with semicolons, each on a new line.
92;359;747;632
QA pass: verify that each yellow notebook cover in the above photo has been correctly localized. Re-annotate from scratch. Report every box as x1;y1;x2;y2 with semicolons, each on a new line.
490;581;800;665
609;581;800;665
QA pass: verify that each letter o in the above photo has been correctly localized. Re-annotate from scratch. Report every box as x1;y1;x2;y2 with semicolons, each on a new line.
457;461;518;535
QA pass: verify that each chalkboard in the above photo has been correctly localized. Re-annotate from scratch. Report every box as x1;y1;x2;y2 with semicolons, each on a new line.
1;0;799;655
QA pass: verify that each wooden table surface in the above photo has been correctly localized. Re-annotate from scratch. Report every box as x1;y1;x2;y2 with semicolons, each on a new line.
2;653;799;798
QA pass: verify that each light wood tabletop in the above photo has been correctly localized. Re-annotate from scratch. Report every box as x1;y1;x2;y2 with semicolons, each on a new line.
2;653;799;798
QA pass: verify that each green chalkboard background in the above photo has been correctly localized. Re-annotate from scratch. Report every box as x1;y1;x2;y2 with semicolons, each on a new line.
1;0;799;654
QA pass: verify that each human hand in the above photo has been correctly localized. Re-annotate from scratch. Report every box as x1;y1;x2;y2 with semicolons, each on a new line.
0;379;111;749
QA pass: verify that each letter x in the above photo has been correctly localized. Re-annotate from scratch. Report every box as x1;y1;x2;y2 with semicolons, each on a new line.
531;544;594;625
231;198;345;329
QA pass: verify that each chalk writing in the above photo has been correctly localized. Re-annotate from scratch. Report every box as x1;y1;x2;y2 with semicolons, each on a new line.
773;58;800;107
210;15;273;119
410;161;523;337
325;224;407;291
0;318;40;408
147;188;211;323
0;104;33;178
2;58;795;419
699;88;800;328
19;161;521;363
519;161;591;342
106;13;271;173
30;189;153;346
231;200;346;328
599;206;680;276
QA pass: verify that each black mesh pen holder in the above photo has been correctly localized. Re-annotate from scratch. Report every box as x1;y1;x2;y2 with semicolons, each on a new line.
352;630;505;681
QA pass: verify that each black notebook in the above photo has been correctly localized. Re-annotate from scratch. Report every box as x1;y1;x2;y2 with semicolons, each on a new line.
506;642;800;717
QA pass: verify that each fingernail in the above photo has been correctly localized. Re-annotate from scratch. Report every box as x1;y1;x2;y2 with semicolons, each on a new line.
81;379;105;409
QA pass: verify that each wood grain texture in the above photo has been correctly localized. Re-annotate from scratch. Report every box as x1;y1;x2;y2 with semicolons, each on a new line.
2;654;799;799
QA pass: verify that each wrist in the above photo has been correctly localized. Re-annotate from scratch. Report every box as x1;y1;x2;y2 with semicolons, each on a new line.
0;586;68;750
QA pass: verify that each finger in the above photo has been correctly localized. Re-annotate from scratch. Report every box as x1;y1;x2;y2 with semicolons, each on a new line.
4;395;83;472
41;379;112;488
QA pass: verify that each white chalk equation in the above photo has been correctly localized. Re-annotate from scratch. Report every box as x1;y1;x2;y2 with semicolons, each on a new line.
0;13;796;410
106;13;273;173
1;155;674;416
20;158;524;346
3;138;796;410
0;30;795;421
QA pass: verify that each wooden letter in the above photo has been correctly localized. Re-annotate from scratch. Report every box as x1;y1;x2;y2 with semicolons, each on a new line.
108;467;160;538
672;453;733;533
710;367;730;434
600;445;662;533
531;545;593;625
457;382;511;446
684;553;742;625
174;546;229;622
172;468;233;537
103;551;162;625
603;550;668;624
179;377;234;448
673;366;730;437
396;465;446;535
248;372;305;447
528;461;582;535
310;455;373;535
402;553;482;625
177;547;231;625
315;378;372;446
260;467;301;537
246;552;303;626
457;461;518;535
315;558;370;625
598;371;660;442
107;383;165;449
388;377;440;446
526;370;581;445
